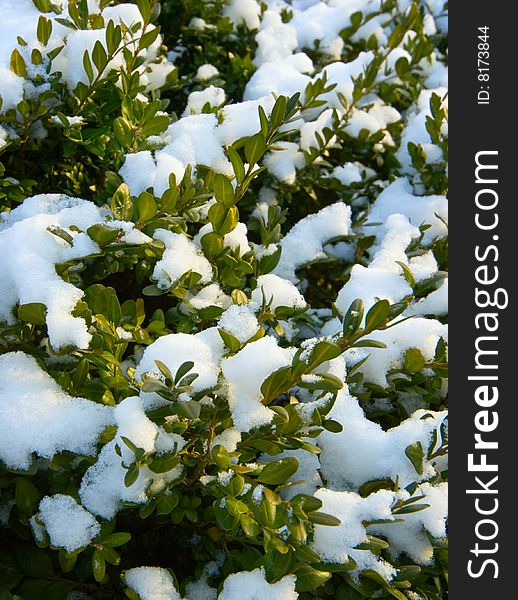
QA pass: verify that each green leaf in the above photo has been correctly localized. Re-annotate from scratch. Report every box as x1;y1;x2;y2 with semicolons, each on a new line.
352;339;387;349
149;452;180;474
240;515;261;537
140;115;169;137
15;478;40;515
92;40;107;73
124;465;139;487
359;478;395;497
252;105;268;139
113;117;133;147
137;192;158;222
211;445;231;470
156;492;179;514
73;358;89;389
322;419;343;433
111;183;133;221
365;299;390;333
257;457;299;485
139;26;161;50
18;303;46;326
171;400;201;419
405;441;424;475
92;550;106;583
106;294;122;325
82;50;94;83
31;48;43;65
307;340;343;366
299;373;343;392
244;132;266;166
250;440;282;455
87;223;120;246
395;260;416;288
10;49;27;78
342;298;364;338
102;532;131;548
58;549;77;573
33;0;52;12
393;502;430;515
395;56;410;79
106;20;122;54
37;16;52;45
270;95;287;130
174;360;195;384
213;174;235;207
293;544;321;563
308;511;341;526
136;0;151;21
290;494;323;513
403;348;426;374
228;146;245;184
260;365;291;404
218;328;242;353
295;565;332;592
201;231;224;258
355;535;390;551
208;203;239;235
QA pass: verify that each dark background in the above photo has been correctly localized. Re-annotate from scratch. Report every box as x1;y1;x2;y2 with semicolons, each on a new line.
450;2;515;597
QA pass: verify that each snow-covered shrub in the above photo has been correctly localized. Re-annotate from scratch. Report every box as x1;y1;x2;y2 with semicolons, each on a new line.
0;0;448;599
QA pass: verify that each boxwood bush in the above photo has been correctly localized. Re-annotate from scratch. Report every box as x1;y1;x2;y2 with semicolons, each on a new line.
0;1;448;599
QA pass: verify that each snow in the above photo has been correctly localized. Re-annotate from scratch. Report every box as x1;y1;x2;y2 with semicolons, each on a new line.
183;86;226;116
217;97;275;146
274;202;351;282
244;53;314;102
0;194;100;349
365;178;448;245
331;163;374;185
221;336;294;432
125;567;182;600
0;194;146;349
300;108;335;152
343;317;448;387
211;428;242;454
319;52;374;108
262;447;322;499
335;214;419;317
79;396;186;519
0;352;112;470
196;64;219;81
38;495;100;552
371;482;448;565
345;103;400;139
218;304;260;343
396;88;448;174
121;113;235;195
135;329;225;396
222;0;262;31
318;387;447;489
187;283;231;311
252;274;307;310
219;568;297;600
194;222;251;256
0;0;169;112
264;141;306;185
254;10;298;65
0;66;25;111
406;278;448;317
152;230;214;290
312;487;398;579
